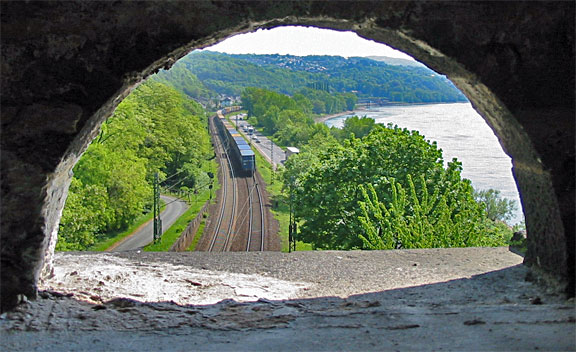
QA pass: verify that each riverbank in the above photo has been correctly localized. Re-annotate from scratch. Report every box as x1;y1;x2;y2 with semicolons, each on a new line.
314;110;356;124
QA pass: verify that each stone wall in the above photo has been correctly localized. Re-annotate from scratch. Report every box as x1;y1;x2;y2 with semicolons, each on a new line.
1;1;573;311
170;201;210;252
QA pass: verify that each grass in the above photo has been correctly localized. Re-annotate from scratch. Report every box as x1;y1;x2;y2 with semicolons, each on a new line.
144;189;212;251
88;201;166;251
187;216;207;251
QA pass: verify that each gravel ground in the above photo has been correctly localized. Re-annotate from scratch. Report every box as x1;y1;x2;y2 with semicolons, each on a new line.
1;247;574;351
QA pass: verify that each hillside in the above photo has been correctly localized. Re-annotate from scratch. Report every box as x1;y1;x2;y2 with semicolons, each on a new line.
153;51;468;104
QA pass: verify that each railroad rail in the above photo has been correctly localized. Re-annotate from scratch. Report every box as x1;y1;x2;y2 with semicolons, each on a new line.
245;176;265;251
208;115;237;252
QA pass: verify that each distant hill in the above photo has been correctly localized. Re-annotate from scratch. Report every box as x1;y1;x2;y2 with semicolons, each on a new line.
152;51;468;104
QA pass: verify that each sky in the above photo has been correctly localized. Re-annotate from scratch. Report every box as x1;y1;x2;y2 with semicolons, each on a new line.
206;26;416;60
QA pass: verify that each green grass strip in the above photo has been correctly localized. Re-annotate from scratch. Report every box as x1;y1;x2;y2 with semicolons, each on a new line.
187;217;207;251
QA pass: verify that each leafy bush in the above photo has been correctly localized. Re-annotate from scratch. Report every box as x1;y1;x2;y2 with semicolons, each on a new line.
358;178;509;250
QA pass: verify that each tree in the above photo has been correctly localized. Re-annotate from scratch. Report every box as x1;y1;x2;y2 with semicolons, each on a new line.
343;93;358;111
241;87;353;148
177;51;467;104
473;189;518;223
332;115;376;141
357;175;506;250
58;80;211;250
284;124;507;250
56;178;111;250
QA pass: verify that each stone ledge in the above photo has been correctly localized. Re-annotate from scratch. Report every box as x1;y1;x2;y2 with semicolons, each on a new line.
2;248;574;351
38;247;525;304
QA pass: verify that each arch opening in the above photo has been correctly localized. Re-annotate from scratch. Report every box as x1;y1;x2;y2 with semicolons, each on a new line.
42;24;532;302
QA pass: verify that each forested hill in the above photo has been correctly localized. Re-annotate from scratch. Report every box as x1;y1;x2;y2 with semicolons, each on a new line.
154;51;468;104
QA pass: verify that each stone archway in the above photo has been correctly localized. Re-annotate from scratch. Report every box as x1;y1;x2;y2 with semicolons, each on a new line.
1;1;573;312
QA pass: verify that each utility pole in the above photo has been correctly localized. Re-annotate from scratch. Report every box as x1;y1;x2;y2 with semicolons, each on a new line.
288;190;293;253
288;177;297;252
270;139;274;185
207;171;214;201
291;219;297;252
153;172;162;243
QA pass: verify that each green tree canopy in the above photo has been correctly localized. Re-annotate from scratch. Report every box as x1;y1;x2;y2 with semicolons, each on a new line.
284;124;509;250
241;87;353;147
57;80;211;250
331;115;377;141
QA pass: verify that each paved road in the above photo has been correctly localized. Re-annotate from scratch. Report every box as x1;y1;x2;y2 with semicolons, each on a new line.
230;117;286;167
110;195;189;251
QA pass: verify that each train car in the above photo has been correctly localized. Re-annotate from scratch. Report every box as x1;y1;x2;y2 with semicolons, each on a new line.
239;149;255;172
214;111;256;176
221;105;242;114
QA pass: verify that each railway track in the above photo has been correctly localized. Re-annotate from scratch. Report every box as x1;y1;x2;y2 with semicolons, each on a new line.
200;113;267;252
245;176;265;251
207;115;237;252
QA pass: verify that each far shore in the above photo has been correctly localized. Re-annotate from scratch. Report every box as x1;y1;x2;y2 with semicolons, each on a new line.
314;107;377;123
314;101;469;124
314;110;357;123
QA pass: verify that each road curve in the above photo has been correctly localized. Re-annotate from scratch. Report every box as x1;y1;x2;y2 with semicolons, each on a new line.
109;195;189;251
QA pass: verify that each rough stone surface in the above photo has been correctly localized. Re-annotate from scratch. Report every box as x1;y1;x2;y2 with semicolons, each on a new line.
37;247;527;304
1;249;574;351
1;1;574;311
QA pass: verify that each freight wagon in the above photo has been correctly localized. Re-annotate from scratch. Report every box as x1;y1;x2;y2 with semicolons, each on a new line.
215;111;255;176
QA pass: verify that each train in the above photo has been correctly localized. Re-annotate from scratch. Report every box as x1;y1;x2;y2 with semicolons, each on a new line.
214;109;255;176
220;105;242;114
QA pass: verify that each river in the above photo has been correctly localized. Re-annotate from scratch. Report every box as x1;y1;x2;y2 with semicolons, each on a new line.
324;102;524;225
